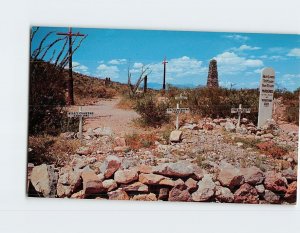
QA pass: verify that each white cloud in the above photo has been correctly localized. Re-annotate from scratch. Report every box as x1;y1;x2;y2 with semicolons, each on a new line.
133;62;144;68
287;48;300;57
232;44;261;51
72;61;89;74
224;34;249;41
108;59;127;65
96;64;119;78
128;56;206;83
151;56;206;79
214;52;264;74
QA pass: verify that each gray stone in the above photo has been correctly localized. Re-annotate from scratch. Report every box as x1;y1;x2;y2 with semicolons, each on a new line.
225;122;235;132
57;166;82;197
30;164;58;198
264;190;280;204
215;186;234;203
93;127;113;137
114;169;138;184
191;175;216;202
153;161;195;178
169;130;183;142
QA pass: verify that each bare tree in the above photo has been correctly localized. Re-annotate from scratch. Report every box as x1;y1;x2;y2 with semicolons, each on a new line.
127;64;151;97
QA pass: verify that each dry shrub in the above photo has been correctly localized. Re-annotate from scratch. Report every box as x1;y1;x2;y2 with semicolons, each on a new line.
116;96;135;110
256;141;288;159
134;94;170;126
28;135;81;166
125;133;157;151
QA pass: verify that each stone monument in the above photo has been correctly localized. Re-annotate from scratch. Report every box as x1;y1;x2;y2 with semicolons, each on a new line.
257;67;275;128
207;59;219;88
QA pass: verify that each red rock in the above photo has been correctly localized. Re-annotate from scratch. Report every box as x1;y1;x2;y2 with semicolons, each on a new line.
108;189;129;200
159;178;175;187
158;188;169;200
100;155;122;179
168;184;191;202
137;164;153;174
185;178;198;192
102;179;118;192
217;168;244;189
240;166;264;185
114;169;138;184
264;171;287;193
284;181;297;203
114;137;126;147
123;182;149;193
139;173;165;185
203;124;213;131
234;183;259;204
81;171;105;196
132;193;157;201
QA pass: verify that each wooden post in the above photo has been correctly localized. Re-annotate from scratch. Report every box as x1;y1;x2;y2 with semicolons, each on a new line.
78;106;83;140
57;27;86;105
237;104;242;128
162;57;168;90
144;75;148;93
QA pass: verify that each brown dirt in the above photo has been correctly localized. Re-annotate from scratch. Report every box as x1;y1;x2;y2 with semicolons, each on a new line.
69;97;140;136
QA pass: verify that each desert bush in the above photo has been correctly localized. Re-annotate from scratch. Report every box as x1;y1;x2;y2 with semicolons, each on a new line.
256;141;288;159
28;135;81;166
125;133;157;151
29;62;79;135
167;86;259;123
134;94;170;126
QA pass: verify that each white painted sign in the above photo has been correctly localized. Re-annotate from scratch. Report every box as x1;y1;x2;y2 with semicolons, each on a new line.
67;107;94;140
67;112;94;117
167;108;190;114
258;67;275;128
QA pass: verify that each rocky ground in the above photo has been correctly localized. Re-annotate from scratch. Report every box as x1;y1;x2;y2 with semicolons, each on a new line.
27;117;298;204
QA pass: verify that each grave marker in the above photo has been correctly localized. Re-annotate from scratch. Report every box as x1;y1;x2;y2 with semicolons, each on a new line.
67;106;94;139
231;104;251;128
167;94;189;130
258;67;275;128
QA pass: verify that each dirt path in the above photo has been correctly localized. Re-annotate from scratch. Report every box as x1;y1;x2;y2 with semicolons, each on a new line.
70;97;140;136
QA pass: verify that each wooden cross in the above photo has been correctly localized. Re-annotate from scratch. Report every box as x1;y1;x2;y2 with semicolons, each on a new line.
231;104;251;128
57;27;86;105
67;106;94;139
162;57;168;90
167;94;189;130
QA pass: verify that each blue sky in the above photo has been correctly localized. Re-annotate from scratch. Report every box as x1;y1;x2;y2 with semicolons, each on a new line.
31;26;300;91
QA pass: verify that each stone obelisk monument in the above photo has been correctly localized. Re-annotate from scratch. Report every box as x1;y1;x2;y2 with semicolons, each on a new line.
207;59;219;88
257;67;275;128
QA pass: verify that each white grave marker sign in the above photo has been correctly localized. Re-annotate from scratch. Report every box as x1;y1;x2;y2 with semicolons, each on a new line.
67;107;94;139
258;67;275;128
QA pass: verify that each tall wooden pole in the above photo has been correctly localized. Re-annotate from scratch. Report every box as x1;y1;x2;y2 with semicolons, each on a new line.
68;28;74;105
57;27;86;105
162;57;168;90
144;75;148;93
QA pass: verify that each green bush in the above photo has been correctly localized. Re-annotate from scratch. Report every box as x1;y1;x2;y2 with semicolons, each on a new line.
134;95;170;126
185;87;259;123
29;61;78;135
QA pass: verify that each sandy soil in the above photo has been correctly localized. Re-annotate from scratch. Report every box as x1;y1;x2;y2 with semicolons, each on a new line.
70;97;140;136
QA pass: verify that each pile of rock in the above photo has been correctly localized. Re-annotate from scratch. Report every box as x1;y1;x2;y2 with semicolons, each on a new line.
28;156;297;204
